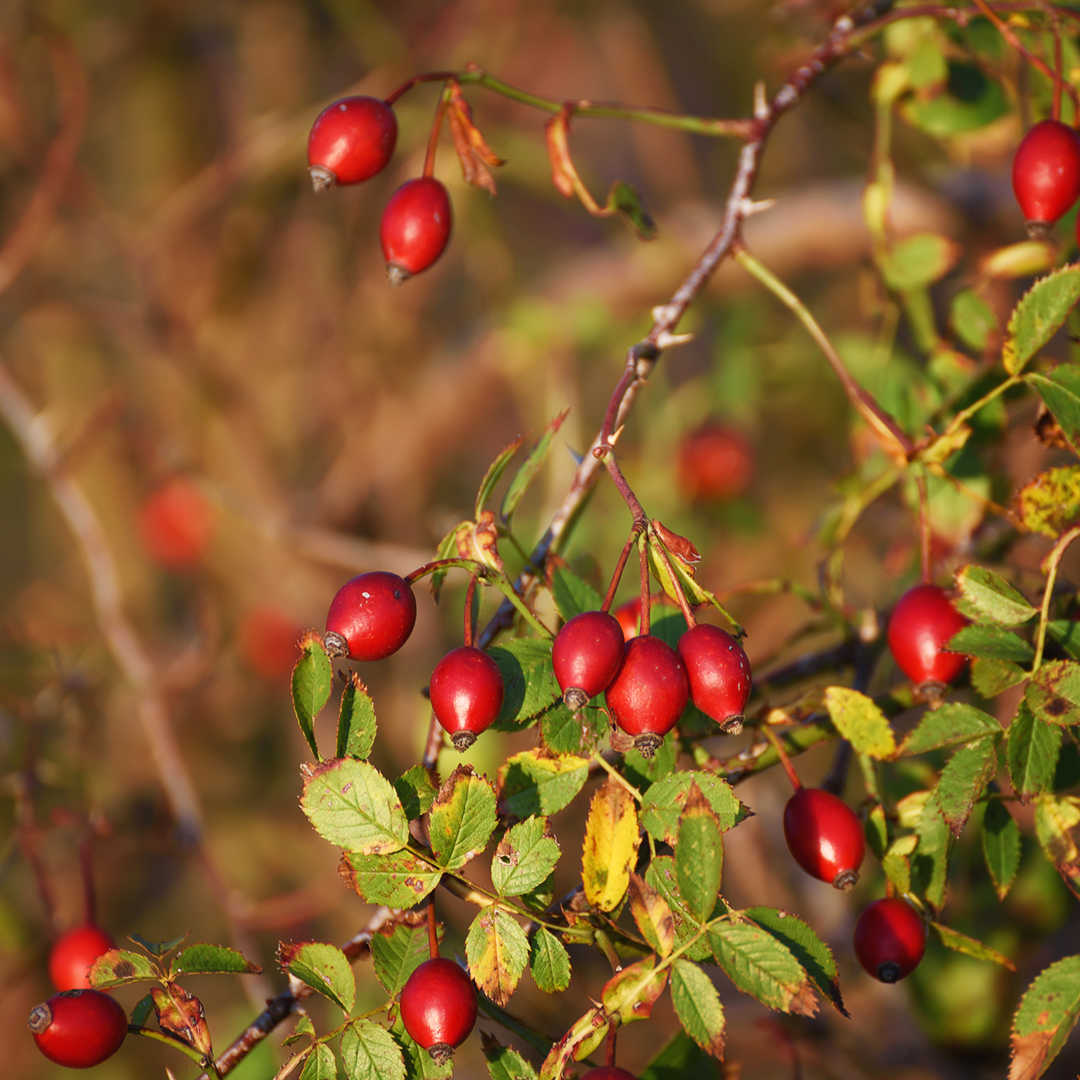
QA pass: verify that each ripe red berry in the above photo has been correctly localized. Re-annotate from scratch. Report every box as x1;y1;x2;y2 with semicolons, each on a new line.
29;989;127;1068
307;95;397;191
49;924;114;991
325;571;417;662
887;583;968;691
581;1069;637;1080
853;897;926;983
430;645;504;750
782;787;865;890
552;610;625;709
381;177;452;284
605;635;689;758
1012;119;1080;234
676;624;752;734
399;957;477;1063
676;422;754;502
138;477;214;569
612;594;675;642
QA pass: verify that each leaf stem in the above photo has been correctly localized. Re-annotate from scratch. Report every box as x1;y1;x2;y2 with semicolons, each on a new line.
1031;524;1080;673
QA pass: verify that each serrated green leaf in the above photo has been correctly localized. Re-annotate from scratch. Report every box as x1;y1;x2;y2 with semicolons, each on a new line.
88;948;158;988
972;656;1028;697
498;750;589;818
395;765;438;820
300;758;408;855
501;411;568;521
299;1043;337;1080
337;673;377;760
930;920;1015;970
669;959;726;1059
1016;467;1080;539
881;233;959;291
950;288;998;352
429;522;470;602
709;919;815;1015
528;926;570;994
948;624;1034;663
292;636;332;760
983;799;1022;900
174;944;260;976
955;565;1038;625
371;923;431;998
1028;366;1080;451
475;438;523;519
482;1035;539;1080
882;834;915;897
601;956;668;1024
393;1017;453;1080
1033;795;1080;900
582;779;640;912
340;1019;406;1080
913;795;950;907
466;907;529;1006
490;638;560;732
280;942;354;1012
1008;704;1063;799
640;770;747;846
492;816;560;897
1003;265;1080;375
824;685;895;758
936;736;999;835
429;765;497;870
1009;954;1080;1080
899;702;1001;755
640;1031;718;1079
540;702;606;756
1027;660;1080;726
1048;619;1080;660
549;563;603;622
675;784;724;923
644;856;711;961
340;849;441;909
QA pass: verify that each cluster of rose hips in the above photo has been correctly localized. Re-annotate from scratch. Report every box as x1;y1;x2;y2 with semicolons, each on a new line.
307;95;452;283
1012;117;1080;240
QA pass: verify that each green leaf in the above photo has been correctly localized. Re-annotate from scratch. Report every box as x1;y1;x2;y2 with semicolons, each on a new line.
88;948;157;988
1009;954;1080;1080
482;1035;539;1080
528;926;570;994
900;702;1001;755
955;565;1038;625
675;784;724;923
340;849;441;909
1028;366;1080;450
982;799;1022;900
300;758;408;855
609;179;656;239
640;1032;719;1080
429;521;470;602
395;765;438;820
901;61;1008;135
393;1017;453;1080
881;233;959;291
490;638;560;732
340;1019;406;1080
1033;795;1080;900
549;563;603;622
279;942;354;1012
337;673;377;760
745;906;847;1017
709;919;815;1015
492;816;560;897
640;770;747;846
936;736;999;835
540;702;606;756
1016;467;1080;539
930;920;1015;970
292;634;332;760
371;923;431;997
475;437;524;519
824;686;895;758
669;959;726;1059
1003;265;1080;375
429;765;498;871
501;410;568;521
299;1043;337;1080
644;856;711;961
1026;660;1080;726
1008;704;1063;799
948;624;1034;664
913;795;951;907
950;288;998;352
972;656;1028;698
1049;619;1080;660
601;956;668;1024
498;750;589;817
465;907;530;1006
174;944;260;976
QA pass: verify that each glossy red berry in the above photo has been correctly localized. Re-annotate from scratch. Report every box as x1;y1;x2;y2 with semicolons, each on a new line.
853;897;926;983
399;957;477;1063
381;177;452;284
677;422;754;502
325;571;417;662
581;1069;638;1080
307;96;397;191
677;624;752;734
612;594;675;642
783;787;865;890
138;477;214;569
430;645;504;750
887;583;968;691
605;635;689;758
29;989;127;1068
1012;119;1080;234
552;610;625;709
49;924;114;991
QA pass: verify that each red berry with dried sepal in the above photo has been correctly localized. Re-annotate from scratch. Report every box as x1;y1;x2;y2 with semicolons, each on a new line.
307;96;397;191
325;571;417;662
552;610;625;709
854;897;926;983
29;990;127;1068
887;583;968;692
605;635;689;758
581;1069;638;1080
381;177;452;284
430;645;504;750
783;787;865;890
1012;119;1080;235
399;957;477;1063
677;623;751;735
49;924;114;991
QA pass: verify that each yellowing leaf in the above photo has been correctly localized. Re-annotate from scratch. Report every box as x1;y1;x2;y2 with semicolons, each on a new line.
824;686;896;758
581;779;640;911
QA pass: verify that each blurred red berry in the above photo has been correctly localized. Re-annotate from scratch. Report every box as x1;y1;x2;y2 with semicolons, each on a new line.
138;478;214;569
49;924;114;991
677;422;754;502
240;607;301;680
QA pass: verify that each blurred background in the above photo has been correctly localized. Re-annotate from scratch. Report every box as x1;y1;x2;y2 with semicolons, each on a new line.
1;0;1077;1077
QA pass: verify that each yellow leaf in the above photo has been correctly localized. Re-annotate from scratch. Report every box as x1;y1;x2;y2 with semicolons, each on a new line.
581;779;640;911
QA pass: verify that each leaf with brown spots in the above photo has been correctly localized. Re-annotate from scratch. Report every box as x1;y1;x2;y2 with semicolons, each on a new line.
538;1006;609;1080
628;872;676;957
1009;955;1080;1080
601;956;668;1024
151;982;213;1058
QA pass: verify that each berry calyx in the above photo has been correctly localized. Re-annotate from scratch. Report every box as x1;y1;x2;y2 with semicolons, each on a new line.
676;624;752;735
381;177;453;284
138;477;214;569
29;989;127;1068
307;95;397;191
49;924;114;991
581;1069;638;1080
853;897;926;983
782;787;865;890
887;583;968;695
676;421;754;502
552;610;625;710
1012;119;1080;236
605;635;689;758
399;957;477;1063
325;571;417;662
429;645;504;750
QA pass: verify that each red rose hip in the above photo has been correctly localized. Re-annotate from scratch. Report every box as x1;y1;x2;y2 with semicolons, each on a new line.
677;422;754;502
325;571;417;662
581;1070;638;1080
887;583;968;692
307;95;397;191
49;924;114;991
605;634;689;758
677;623;751;734
29;989;128;1068
430;645;504;750
1012;119;1080;235
783;787;864;890
381;177;453;284
399;957;477;1063
552;610;625;709
854;897;926;983
138;477;214;569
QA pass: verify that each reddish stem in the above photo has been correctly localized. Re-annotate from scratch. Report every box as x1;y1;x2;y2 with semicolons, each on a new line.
915;470;932;584
427;898;440;959
762;724;802;792
463;575;477;647
605;1026;617;1068
601;526;644;612
638;543;651;637
652;540;697;629
423;93;449;178
385;71;457;107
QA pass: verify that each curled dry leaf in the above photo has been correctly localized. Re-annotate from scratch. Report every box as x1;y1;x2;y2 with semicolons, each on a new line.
448;80;505;195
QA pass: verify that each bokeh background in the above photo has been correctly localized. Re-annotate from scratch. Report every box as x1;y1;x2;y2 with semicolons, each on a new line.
2;1;1078;1077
